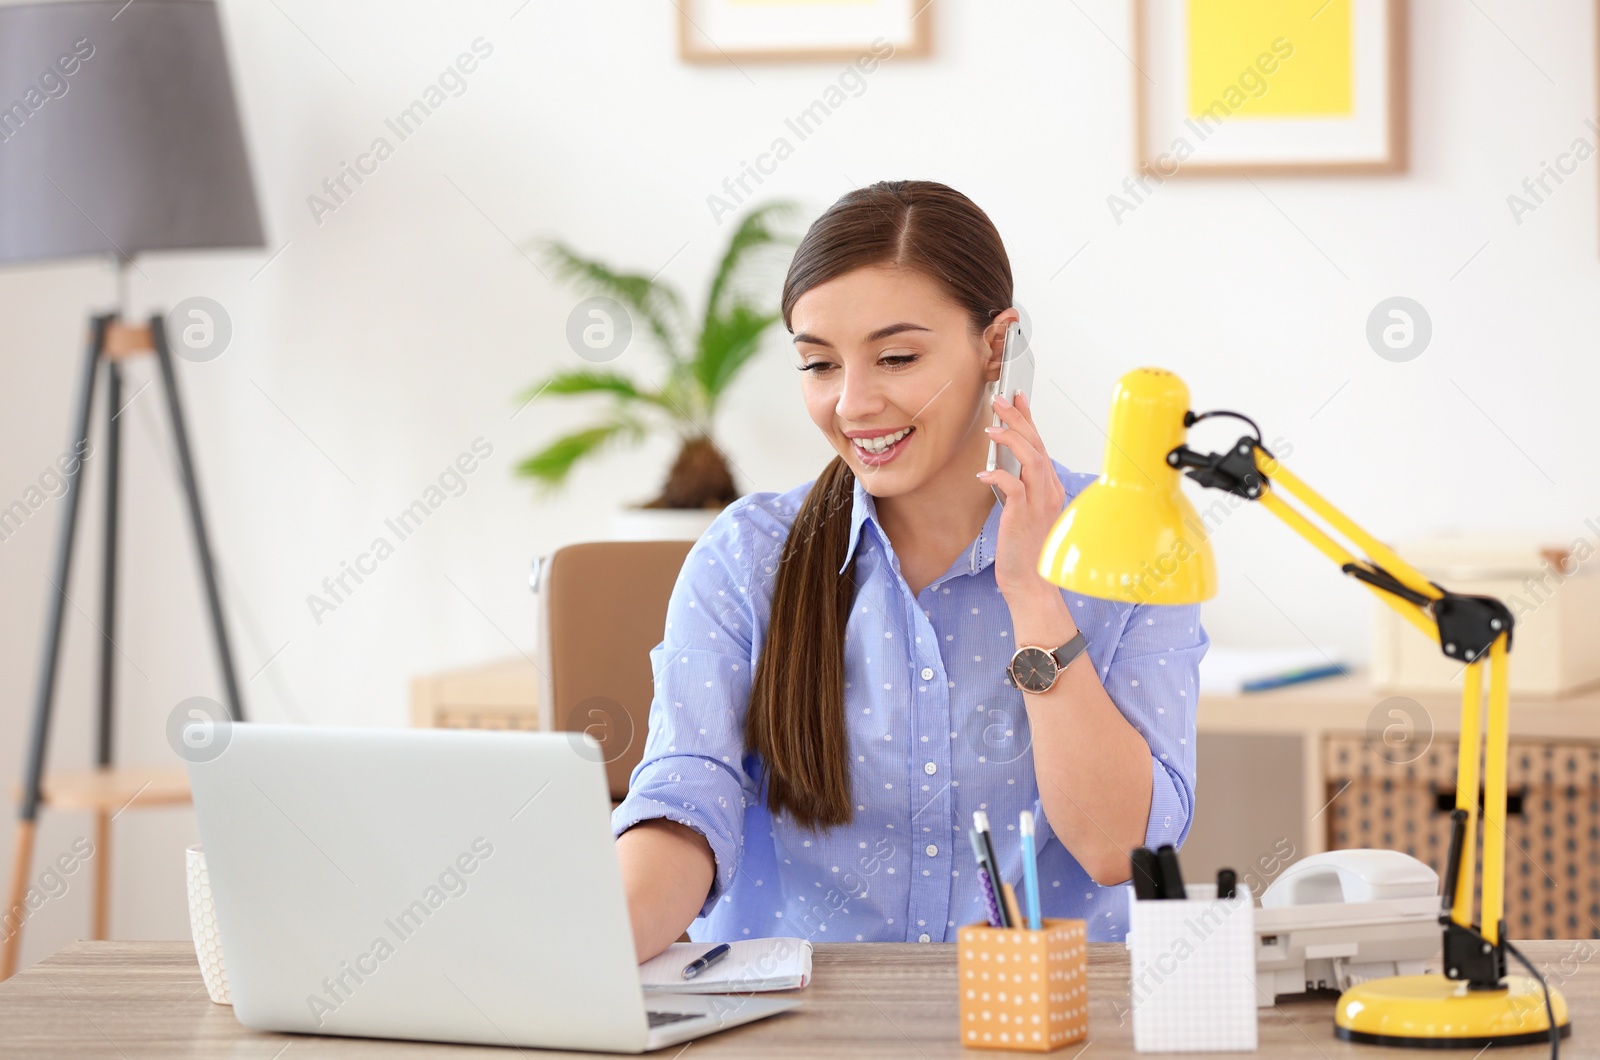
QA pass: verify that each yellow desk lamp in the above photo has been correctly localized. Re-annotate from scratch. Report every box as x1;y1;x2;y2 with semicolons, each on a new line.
1040;368;1570;1050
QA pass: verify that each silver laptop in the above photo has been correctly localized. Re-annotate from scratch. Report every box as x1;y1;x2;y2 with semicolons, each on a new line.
187;724;798;1052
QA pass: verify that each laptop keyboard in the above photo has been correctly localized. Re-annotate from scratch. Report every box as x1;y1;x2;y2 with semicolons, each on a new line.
647;1010;702;1029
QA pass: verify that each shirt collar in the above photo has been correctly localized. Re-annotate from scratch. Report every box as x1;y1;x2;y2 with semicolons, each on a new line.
837;475;1003;579
838;475;877;575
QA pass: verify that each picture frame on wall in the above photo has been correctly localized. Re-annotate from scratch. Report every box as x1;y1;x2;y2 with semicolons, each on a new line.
678;0;932;64
1134;0;1408;176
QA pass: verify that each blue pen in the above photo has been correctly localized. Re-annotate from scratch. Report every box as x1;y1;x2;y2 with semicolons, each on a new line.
681;942;731;980
1019;810;1042;931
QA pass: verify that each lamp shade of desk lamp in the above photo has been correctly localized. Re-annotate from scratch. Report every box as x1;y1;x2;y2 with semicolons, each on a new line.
1038;368;1570;1049
1037;368;1216;605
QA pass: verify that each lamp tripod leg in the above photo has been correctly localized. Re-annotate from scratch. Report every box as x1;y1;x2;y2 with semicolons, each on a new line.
90;356;123;946
149;316;245;723
97;361;121;770
4;317;108;981
1;822;37;980
92;811;110;942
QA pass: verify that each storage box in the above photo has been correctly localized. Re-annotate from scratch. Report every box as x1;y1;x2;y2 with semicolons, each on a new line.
1126;884;1257;1052
1371;535;1600;696
1324;734;1600;939
958;918;1088;1052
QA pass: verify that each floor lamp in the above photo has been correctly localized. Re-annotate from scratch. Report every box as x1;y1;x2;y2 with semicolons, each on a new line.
1039;368;1568;1048
0;1;263;979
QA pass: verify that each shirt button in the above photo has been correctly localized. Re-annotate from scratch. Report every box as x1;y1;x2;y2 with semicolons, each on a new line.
923;762;937;775
925;844;939;857
920;667;935;680
918;933;932;943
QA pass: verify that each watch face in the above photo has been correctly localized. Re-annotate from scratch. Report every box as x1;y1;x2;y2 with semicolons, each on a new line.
1010;647;1057;693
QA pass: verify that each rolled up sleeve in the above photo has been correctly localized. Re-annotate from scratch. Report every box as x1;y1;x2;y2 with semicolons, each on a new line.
1100;602;1208;850
611;503;764;918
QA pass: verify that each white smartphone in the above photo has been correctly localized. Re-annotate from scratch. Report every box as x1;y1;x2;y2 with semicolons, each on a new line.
985;321;1034;504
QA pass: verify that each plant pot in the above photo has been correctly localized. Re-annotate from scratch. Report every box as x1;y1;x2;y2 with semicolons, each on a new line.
609;506;721;542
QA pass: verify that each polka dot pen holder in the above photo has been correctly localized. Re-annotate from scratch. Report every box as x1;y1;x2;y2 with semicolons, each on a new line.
185;845;232;1005
1125;884;1256;1052
958;918;1088;1052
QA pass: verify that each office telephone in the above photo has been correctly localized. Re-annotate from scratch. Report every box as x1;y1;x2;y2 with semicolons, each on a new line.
1253;849;1442;1003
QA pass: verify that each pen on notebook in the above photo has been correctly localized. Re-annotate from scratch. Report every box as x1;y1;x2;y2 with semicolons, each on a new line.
1018;810;1042;931
681;943;730;980
972;811;1011;928
969;827;1005;928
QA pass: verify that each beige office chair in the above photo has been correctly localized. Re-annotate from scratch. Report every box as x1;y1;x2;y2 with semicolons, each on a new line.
531;540;693;803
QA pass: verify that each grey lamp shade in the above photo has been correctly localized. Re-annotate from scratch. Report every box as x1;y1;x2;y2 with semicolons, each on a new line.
0;0;264;266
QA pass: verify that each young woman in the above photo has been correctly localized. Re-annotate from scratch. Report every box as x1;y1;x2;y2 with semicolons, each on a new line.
613;180;1207;962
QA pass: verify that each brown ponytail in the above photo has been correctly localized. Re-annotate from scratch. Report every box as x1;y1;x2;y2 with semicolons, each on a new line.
747;180;1014;830
745;455;858;829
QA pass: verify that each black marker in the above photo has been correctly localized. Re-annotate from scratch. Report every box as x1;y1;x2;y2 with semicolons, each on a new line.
1130;847;1162;901
1216;867;1237;900
1155;844;1186;900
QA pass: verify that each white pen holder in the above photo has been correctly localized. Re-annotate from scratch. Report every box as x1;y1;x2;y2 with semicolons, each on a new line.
1125;883;1257;1053
185;845;231;1005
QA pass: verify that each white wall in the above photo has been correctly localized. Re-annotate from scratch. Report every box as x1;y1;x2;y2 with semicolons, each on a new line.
0;0;1594;968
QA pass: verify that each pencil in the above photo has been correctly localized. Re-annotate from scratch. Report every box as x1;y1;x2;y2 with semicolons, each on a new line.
999;882;1023;931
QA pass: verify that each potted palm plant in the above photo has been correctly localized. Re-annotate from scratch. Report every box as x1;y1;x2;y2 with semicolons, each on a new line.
518;201;797;539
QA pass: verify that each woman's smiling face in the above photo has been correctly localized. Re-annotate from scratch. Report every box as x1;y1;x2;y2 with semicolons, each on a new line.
790;264;1012;498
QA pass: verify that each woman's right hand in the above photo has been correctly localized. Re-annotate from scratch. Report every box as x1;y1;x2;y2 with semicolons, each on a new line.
615;818;716;962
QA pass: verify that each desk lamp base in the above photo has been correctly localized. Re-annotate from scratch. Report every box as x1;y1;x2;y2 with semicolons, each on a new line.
1335;973;1570;1048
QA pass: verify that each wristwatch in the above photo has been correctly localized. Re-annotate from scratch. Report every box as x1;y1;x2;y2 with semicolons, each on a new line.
1005;631;1088;694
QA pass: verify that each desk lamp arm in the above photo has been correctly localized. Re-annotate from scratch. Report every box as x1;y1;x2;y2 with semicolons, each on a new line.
1170;429;1515;990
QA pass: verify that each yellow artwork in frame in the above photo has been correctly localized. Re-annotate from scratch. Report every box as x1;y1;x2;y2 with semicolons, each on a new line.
1188;0;1353;117
1135;0;1408;176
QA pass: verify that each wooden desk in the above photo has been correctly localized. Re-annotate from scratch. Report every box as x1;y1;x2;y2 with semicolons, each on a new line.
0;940;1591;1058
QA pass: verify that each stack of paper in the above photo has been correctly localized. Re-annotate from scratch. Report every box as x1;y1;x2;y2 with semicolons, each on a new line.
639;938;812;994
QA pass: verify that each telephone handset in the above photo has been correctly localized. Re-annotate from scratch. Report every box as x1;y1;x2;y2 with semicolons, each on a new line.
1260;849;1438;908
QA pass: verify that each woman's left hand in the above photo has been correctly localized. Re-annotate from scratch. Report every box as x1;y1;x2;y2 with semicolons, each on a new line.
977;390;1071;612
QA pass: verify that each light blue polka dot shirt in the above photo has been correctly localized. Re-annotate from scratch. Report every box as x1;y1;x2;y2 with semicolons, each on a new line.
612;460;1208;944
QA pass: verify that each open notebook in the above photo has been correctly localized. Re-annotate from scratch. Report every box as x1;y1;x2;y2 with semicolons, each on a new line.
638;937;813;995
